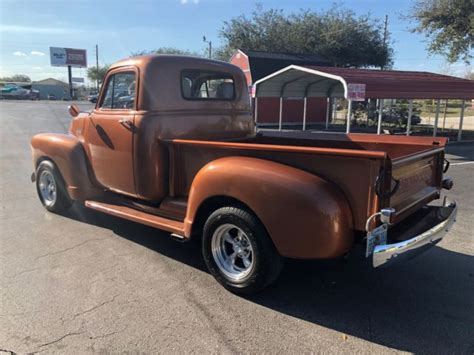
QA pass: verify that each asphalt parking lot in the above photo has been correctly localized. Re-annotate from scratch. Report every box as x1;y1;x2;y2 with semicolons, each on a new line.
1;100;473;354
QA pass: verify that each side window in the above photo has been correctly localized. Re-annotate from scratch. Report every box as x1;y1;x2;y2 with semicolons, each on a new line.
99;72;136;109
181;70;235;100
101;77;114;109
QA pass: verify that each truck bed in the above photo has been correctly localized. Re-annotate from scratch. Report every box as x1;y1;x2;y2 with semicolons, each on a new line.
166;132;447;232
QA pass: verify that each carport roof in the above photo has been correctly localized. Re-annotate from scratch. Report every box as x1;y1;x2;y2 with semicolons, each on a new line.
254;65;474;99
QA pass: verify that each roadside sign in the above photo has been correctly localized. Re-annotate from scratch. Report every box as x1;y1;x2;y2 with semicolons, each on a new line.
249;85;255;98
347;83;366;101
50;47;87;68
72;77;85;83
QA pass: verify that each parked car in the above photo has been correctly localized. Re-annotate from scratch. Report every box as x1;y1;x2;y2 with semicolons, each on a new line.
2;83;16;93
87;93;98;103
1;83;39;100
47;94;57;100
30;55;457;294
27;89;40;100
1;83;29;99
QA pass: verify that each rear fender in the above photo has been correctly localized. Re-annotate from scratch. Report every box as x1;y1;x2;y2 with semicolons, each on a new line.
31;133;101;200
185;157;354;259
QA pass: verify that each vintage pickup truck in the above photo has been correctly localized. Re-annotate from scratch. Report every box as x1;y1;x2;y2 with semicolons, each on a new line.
31;55;457;294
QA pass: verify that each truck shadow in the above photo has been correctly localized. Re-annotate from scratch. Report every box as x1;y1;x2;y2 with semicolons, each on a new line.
66;204;474;354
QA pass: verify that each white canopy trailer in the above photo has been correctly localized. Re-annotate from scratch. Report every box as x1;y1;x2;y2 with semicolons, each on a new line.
254;65;474;140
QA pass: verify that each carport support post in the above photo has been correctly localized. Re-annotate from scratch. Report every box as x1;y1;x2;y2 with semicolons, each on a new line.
254;97;258;125
377;99;384;135
346;99;352;134
457;100;466;141
325;97;330;130
278;97;283;131
367;98;371;125
406;99;413;136
433;99;440;137
302;97;307;131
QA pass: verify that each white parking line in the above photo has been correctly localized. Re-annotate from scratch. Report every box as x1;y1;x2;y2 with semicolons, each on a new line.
450;161;474;166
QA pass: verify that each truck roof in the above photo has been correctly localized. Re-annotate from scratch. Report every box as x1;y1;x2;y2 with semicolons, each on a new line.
110;54;241;73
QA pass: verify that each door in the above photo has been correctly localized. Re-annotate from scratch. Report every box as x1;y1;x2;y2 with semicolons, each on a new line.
83;69;137;196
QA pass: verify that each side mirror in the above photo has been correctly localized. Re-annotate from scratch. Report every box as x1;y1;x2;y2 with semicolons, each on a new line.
68;103;80;117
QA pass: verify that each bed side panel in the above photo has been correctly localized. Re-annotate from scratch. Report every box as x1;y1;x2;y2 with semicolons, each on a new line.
170;142;384;231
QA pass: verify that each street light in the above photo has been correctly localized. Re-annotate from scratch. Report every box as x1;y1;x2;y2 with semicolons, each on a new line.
203;36;212;59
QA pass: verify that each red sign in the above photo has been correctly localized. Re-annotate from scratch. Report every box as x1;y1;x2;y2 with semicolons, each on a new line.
50;47;87;68
347;83;366;101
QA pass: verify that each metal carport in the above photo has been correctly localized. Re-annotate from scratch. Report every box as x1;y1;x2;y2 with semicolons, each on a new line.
254;65;474;140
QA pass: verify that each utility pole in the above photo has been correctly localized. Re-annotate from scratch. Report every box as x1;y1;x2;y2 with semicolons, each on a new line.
203;36;212;59
95;44;99;91
381;14;388;70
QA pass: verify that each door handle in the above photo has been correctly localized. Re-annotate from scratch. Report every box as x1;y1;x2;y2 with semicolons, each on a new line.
119;119;133;129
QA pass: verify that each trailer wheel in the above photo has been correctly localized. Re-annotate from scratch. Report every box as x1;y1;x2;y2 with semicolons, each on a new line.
36;160;73;213
202;206;283;294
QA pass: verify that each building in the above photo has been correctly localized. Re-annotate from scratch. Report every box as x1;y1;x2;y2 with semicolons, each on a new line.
230;49;333;126
32;78;71;100
230;49;331;85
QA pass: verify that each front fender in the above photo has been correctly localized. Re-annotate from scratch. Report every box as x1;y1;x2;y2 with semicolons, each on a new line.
31;133;101;200
185;157;354;259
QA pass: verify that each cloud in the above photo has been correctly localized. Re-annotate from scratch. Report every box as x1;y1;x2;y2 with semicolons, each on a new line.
180;0;199;4
13;51;27;57
180;0;188;3
192;0;199;3
31;51;45;56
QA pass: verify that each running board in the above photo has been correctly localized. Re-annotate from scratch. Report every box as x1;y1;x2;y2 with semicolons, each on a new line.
85;200;186;235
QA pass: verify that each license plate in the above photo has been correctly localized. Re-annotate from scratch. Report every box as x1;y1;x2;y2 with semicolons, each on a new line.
366;224;388;257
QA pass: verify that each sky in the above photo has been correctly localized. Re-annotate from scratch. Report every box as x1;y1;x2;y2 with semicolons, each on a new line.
0;0;471;84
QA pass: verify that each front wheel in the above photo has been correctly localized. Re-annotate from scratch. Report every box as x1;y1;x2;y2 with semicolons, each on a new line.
36;160;73;213
202;206;284;294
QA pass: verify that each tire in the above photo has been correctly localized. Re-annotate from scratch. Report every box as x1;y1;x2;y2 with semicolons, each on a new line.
35;160;73;213
202;206;284;295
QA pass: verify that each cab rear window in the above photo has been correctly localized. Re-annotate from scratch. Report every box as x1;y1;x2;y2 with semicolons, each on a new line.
181;70;235;100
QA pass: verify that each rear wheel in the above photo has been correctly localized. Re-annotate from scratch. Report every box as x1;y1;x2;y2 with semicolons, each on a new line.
202;206;284;294
36;160;73;213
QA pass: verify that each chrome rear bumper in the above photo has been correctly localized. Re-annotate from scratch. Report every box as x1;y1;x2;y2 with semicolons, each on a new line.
373;201;457;268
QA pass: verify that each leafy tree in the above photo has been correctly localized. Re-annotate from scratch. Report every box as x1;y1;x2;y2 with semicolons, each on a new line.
87;65;110;86
0;74;31;82
408;0;473;63
132;47;201;57
217;5;393;68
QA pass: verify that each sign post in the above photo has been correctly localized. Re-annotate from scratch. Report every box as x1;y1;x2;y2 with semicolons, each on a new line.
50;47;87;100
67;66;73;99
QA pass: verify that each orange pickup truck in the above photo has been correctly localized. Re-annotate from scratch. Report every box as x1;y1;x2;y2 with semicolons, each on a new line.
31;55;457;294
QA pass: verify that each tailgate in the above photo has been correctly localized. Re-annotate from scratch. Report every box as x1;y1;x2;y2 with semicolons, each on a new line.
389;147;445;221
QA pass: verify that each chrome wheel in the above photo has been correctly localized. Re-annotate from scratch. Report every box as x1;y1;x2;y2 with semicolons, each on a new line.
211;223;255;281
38;170;57;206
